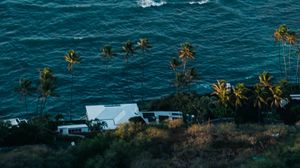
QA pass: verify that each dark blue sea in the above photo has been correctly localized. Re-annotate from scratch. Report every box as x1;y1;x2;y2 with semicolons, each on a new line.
1;0;300;118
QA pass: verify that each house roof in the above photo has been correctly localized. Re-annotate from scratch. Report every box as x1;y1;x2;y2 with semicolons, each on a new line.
57;124;88;129
85;103;140;125
290;94;300;100
3;118;20;126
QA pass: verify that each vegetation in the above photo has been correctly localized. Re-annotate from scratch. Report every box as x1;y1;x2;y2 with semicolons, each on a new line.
3;24;300;167
273;24;299;82
64;50;81;120
1;122;300;168
170;42;198;92
15;78;33;113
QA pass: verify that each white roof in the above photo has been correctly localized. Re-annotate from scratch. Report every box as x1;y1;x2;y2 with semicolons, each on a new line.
57;124;88;129
290;94;300;100
141;111;182;114
86;104;140;129
3;118;20;126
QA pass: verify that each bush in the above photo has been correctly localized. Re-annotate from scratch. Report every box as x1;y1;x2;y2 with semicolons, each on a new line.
114;123;145;140
166;119;184;129
280;102;300;125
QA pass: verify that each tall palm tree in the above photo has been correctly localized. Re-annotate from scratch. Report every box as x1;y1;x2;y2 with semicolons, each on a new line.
178;42;195;72
286;31;297;76
38;67;57;115
185;67;198;91
137;38;150;102
231;83;248;110
259;71;273;88
102;45;113;58
122;40;134;62
212;80;230;116
253;84;268;122
296;47;300;83
15;78;32;113
101;45;115;75
64;50;80;120
122;40;134;100
170;58;181;72
274;25;288;78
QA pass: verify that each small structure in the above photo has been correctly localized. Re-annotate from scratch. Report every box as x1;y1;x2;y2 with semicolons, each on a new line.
86;104;140;130
3;118;27;127
140;111;183;123
57;124;89;135
290;94;300;100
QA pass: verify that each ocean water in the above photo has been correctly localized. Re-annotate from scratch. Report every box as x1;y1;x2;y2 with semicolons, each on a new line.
1;0;300;118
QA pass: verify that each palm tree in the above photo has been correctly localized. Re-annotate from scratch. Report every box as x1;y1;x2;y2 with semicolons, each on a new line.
253;84;268;122
185;67;198;91
122;40;134;62
101;45;115;75
102;45;113;59
231;83;248;110
212;80;230;116
137;38;150;101
259;71;273;88
38;67;57;115
268;85;283;110
15;78;32;113
64;50;80;120
122;40;134;100
170;58;181;72
285;31;297;76
178;42;195;72
170;58;182;92
274;25;288;78
296;47;300;83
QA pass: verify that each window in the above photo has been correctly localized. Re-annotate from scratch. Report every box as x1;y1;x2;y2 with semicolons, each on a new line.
172;113;182;116
142;113;156;122
68;128;82;134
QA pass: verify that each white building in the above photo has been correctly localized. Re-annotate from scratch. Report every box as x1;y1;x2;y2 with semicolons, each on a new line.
57;124;89;135
140;111;183;123
290;94;300;100
86;104;140;130
3;118;27;127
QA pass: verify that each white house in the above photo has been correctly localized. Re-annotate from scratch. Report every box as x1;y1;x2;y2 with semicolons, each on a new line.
3;118;27;127
140;111;183;123
86;104;140;130
57;124;89;135
290;94;300;100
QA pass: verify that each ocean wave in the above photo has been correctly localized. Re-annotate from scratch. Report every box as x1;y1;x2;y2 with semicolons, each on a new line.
138;0;166;8
189;0;209;5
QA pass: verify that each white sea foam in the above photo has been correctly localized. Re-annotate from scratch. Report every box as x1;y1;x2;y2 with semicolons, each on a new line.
138;0;166;8
189;0;209;5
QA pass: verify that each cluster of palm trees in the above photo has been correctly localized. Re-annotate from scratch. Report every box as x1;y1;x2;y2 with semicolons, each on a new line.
273;24;300;83
99;38;151;102
170;42;198;92
212;71;287;122
16;67;57;116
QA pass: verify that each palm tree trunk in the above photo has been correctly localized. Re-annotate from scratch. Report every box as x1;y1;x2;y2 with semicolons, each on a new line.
25;95;28;114
40;97;44;116
125;59;133;101
69;70;73;121
36;97;40;115
279;43;282;74
297;56;300;84
141;50;145;102
42;97;48;115
288;46;291;78
282;43;288;79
